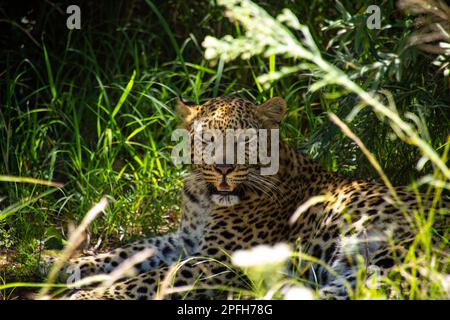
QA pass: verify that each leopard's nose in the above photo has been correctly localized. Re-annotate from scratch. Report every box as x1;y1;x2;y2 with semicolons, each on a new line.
213;164;235;175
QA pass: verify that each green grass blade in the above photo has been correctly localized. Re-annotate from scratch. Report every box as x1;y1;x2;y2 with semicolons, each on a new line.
42;41;57;100
0;175;64;187
112;70;136;119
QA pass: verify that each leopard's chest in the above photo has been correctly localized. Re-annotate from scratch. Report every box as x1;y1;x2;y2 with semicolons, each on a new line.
199;200;296;253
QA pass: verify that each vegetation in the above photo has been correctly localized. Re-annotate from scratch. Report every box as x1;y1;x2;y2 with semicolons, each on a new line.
0;0;449;299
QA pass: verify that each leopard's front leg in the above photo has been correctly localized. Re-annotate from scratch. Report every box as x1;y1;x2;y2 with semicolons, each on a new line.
64;256;249;300
43;186;211;282
56;233;187;281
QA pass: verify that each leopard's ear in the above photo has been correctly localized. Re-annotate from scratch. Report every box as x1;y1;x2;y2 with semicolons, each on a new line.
176;98;199;127
255;97;286;128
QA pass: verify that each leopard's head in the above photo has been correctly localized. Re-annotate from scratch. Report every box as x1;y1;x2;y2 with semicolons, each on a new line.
176;96;286;206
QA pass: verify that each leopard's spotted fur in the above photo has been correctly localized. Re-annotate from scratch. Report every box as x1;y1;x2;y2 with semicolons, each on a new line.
43;96;449;300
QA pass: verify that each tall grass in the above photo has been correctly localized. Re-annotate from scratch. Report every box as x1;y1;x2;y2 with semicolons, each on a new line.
0;0;449;299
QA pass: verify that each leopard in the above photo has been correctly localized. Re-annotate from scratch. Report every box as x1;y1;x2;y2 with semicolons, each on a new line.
42;96;449;300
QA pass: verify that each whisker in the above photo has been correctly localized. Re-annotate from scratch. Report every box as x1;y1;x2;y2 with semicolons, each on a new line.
247;171;284;207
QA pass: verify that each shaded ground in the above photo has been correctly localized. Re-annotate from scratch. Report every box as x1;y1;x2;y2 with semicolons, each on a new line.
0;249;37;300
